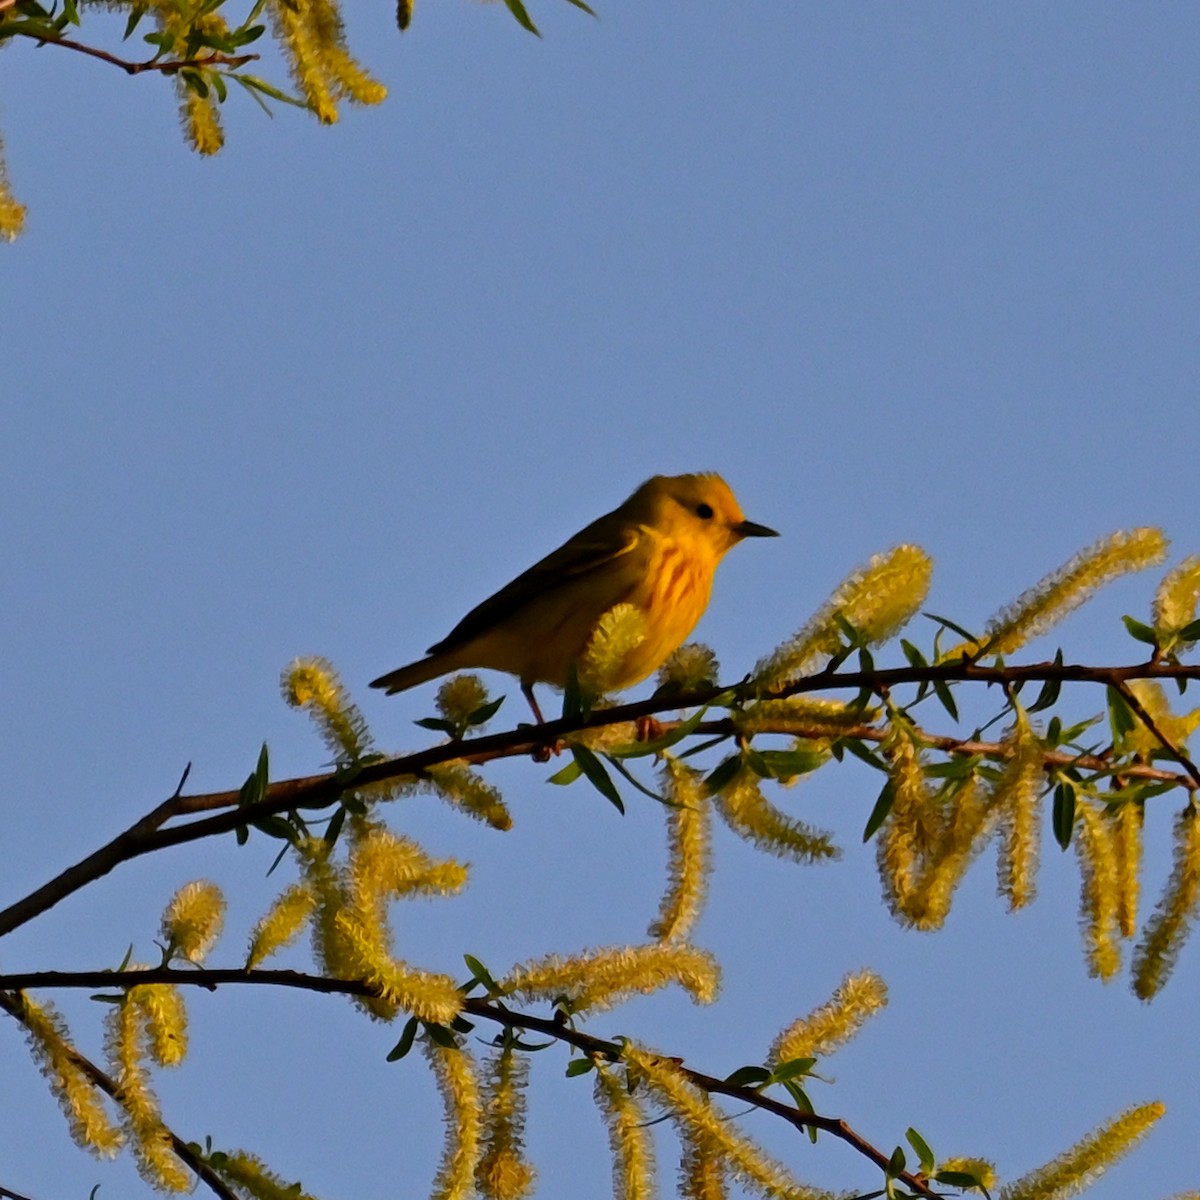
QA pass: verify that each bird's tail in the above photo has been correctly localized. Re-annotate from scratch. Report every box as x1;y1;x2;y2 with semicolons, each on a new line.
368;655;450;695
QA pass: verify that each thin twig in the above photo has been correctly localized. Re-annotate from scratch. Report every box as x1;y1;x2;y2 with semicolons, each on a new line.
1111;678;1200;789
0;990;238;1200
11;29;258;75
0;968;939;1199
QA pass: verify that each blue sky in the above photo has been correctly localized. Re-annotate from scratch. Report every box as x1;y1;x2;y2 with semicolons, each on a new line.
3;3;1199;1197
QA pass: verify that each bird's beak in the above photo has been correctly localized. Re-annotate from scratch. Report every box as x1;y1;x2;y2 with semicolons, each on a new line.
733;519;780;539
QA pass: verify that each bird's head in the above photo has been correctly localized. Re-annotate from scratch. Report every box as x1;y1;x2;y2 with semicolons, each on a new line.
630;473;779;557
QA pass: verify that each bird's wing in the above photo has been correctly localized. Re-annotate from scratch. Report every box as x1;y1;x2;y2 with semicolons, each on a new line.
428;517;642;655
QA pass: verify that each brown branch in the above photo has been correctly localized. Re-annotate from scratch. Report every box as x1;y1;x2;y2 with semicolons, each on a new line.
3;659;1199;940
0;1185;38;1200
10;28;258;75
0;990;238;1200
0;967;939;1198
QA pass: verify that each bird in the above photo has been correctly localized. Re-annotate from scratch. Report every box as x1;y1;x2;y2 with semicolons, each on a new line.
369;473;778;721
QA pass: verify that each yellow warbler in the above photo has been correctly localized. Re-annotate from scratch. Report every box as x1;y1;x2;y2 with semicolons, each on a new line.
370;473;777;719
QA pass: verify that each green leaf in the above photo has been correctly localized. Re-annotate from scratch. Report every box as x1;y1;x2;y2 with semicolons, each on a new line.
900;639;927;668
424;1023;459;1049
610;703;709;758
231;22;266;45
547;760;582;786
1052;783;1076;850
252;814;296;842
887;1145;906;1177
323;805;346;846
386;1016;419;1061
414;717;457;734
502;0;541;34
749;748;827;781
559;0;597;13
571;744;624;813
722;1064;770;1088
922;611;979;644
905;1127;935;1175
1028;662;1063;713
839;738;888;772
932;677;959;721
561;661;583;720
235;74;306;107
1177;617;1200;644
1122;614;1159;647
565;1057;595;1077
862;780;895;842
60;0;78;26
770;1056;816;1082
781;1078;819;1142
467;695;506;726
463;954;499;993
703;753;743;796
934;1169;985;1189
1107;686;1136;741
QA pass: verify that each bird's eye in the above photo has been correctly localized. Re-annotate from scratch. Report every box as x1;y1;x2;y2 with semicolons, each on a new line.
695;503;714;520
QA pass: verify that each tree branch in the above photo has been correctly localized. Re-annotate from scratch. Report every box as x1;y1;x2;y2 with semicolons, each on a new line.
0;967;939;1198
2;659;1197;940
9;28;258;75
0;989;239;1200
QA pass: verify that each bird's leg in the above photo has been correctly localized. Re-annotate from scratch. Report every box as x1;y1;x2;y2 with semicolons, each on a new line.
521;682;546;724
636;715;666;742
522;682;561;763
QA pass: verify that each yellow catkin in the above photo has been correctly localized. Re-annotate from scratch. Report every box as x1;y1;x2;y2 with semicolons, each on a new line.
211;1149;322;1200
350;826;468;902
680;1128;727;1200
183;89;224;155
19;996;124;1157
624;1045;834;1200
162;879;226;963
940;1157;997;1192
1132;804;1200;1001
754;545;932;688
994;714;1045;912
876;715;943;919
1121;680;1200;760
300;839;364;985
976;529;1168;658
1073;803;1122;981
283;656;372;765
105;997;192;1191
713;772;840;864
477;1043;536;1200
502;943;720;1014
304;0;387;103
1111;801;1143;939
266;0;337;121
0;131;26;241
906;774;1000;930
1153;555;1200;645
770;970;887;1065
425;1039;483;1200
436;674;491;727
736;696;878;738
333;909;463;1023
247;882;319;968
425;763;513;830
131;984;188;1067
658;642;720;692
580;603;649;696
998;1102;1164;1200
594;1062;657;1200
649;759;712;943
